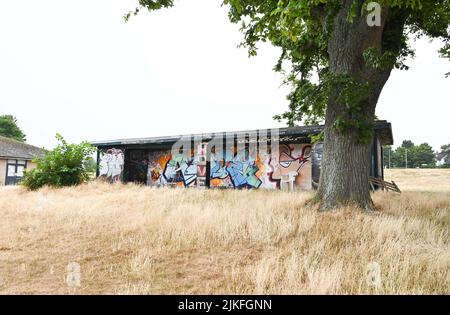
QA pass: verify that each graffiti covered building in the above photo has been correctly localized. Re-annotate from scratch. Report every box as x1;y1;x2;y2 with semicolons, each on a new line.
92;121;393;191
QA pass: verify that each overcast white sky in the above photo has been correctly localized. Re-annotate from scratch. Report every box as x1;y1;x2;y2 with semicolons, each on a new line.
0;0;449;151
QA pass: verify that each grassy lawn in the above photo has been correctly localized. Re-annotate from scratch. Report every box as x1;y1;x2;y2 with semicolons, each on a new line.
384;168;450;192
0;169;448;294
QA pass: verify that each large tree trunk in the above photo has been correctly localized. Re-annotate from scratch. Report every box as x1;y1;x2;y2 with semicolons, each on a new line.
315;1;407;211
317;103;376;211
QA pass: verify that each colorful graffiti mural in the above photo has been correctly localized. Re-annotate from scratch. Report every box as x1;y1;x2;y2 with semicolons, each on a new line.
142;141;312;190
147;151;198;187
209;143;312;190
271;144;312;190
99;148;125;183
210;149;262;188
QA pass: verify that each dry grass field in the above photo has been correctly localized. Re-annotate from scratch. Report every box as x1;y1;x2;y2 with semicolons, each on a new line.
0;169;449;295
385;168;450;192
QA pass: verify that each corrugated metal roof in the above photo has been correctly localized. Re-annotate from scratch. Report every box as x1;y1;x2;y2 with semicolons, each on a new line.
91;121;393;147
0;136;45;160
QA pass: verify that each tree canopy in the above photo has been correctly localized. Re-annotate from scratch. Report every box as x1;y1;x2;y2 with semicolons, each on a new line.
128;0;449;136
384;141;436;168
401;140;415;149
0;115;26;142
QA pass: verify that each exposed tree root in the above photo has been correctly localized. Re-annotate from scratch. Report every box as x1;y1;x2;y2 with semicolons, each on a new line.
307;192;380;214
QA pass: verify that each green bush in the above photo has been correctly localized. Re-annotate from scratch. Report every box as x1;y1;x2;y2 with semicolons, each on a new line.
22;134;96;190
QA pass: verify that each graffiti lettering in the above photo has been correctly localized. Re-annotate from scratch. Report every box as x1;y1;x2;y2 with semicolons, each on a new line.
148;152;198;187
99;148;125;183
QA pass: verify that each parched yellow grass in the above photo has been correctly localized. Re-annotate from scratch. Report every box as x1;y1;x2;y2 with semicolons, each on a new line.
385;168;450;192
0;181;449;295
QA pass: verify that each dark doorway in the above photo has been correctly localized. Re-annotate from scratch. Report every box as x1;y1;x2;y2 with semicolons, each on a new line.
6;159;27;185
311;143;323;189
124;150;149;184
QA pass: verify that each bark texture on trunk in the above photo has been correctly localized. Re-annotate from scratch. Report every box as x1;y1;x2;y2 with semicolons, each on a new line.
317;105;375;211
315;1;407;211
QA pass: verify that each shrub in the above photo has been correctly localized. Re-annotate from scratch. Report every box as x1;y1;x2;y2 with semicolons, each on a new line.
22;134;96;190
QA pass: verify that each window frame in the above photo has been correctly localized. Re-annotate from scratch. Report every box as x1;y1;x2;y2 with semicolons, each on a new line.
5;159;28;185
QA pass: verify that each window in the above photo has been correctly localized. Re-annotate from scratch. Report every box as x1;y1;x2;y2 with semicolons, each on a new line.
8;165;16;176
17;166;25;177
5;159;28;185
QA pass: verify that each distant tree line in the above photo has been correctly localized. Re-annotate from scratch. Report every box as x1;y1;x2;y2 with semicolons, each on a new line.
439;145;450;168
383;141;450;169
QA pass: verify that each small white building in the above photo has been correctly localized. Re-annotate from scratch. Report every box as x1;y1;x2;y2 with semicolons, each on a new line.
436;152;448;167
0;136;45;185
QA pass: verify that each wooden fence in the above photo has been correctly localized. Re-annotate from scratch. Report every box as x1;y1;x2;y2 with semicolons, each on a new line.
369;176;401;193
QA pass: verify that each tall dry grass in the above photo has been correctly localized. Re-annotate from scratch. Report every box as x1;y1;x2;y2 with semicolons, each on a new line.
0;180;448;294
385;168;450;192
